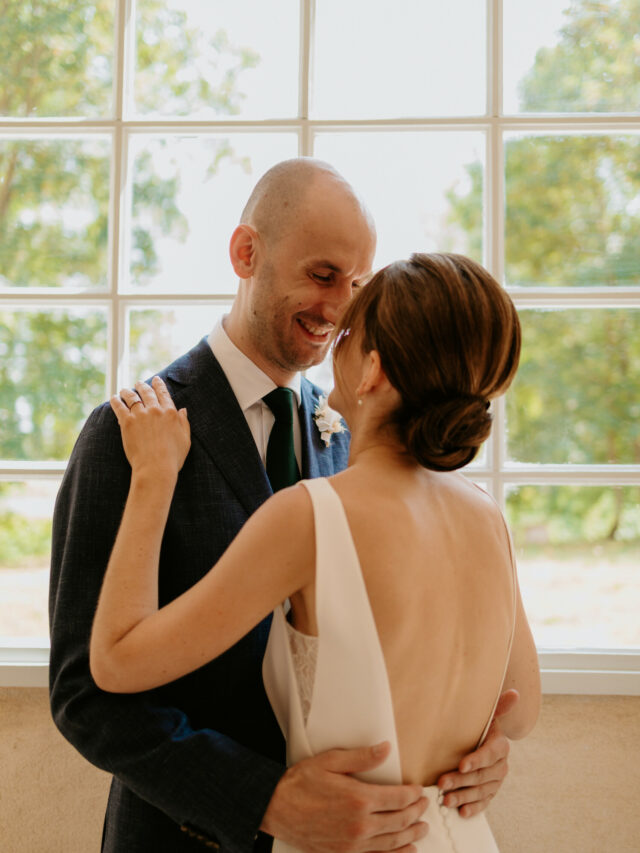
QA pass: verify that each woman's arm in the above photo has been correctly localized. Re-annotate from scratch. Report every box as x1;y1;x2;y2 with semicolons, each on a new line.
498;578;541;740
89;376;314;694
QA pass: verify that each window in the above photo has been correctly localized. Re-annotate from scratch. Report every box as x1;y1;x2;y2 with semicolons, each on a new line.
1;0;638;691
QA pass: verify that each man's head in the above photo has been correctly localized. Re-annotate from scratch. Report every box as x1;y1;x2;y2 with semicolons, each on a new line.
226;158;376;385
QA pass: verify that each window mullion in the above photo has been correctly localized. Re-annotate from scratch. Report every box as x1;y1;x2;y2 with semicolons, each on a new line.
299;0;313;156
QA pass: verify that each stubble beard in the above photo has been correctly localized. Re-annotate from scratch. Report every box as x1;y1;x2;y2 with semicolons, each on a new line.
249;269;329;375
251;308;329;374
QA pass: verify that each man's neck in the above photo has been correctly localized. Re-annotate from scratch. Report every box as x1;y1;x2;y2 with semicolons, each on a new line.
222;315;297;387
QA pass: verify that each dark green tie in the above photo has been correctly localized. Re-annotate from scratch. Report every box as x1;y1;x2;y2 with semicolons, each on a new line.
263;388;300;492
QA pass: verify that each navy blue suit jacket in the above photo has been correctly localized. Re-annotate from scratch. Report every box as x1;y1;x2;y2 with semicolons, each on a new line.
49;339;350;853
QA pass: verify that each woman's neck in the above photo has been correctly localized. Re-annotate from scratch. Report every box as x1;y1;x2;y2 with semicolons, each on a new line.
348;434;415;472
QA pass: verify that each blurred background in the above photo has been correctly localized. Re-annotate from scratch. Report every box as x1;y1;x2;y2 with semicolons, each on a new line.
1;0;638;651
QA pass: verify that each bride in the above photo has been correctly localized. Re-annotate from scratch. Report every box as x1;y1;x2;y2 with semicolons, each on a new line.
90;252;540;852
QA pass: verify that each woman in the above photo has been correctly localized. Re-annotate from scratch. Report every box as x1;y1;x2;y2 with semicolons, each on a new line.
90;252;540;852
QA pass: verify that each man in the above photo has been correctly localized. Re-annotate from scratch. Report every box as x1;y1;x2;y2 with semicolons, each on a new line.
50;158;512;852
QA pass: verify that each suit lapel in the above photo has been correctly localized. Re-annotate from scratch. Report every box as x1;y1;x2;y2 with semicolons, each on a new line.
162;339;272;517
300;379;340;479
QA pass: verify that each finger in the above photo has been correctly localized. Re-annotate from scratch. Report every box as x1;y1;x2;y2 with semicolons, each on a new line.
134;379;160;408
383;846;418;853
320;742;391;775
119;388;143;410
151;375;175;410
439;758;508;800
443;782;501;817
369;796;429;835
368;818;429;851
179;408;190;434
458;728;509;774
441;778;502;812
459;799;493;819
110;394;130;423
320;745;424;810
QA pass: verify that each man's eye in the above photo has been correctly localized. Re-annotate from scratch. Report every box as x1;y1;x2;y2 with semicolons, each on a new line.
351;282;361;290
312;272;332;283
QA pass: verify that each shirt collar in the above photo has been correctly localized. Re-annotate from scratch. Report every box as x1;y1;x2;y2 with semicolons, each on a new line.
208;317;302;412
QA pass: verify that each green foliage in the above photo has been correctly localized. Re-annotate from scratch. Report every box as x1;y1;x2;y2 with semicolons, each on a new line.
0;309;107;460
445;161;483;262
129;308;177;379
507;309;640;465
0;138;111;289
504;134;640;288
518;0;640;113
0;0;258;291
507;486;640;546
447;0;640;544
135;7;259;116
0;0;260;475
0;512;52;569
0;1;114;118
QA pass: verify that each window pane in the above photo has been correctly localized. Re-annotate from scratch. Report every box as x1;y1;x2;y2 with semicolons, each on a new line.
504;0;640;114
0;136;111;290
314;132;484;269
507;308;640;465
504;133;640;288
0;307;108;461
0;480;57;640
313;0;486;118
507;485;640;648
127;304;230;384
126;133;299;293
134;0;299;118
1;0;114;118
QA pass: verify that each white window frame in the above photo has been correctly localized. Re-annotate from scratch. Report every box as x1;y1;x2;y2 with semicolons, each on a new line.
1;0;638;692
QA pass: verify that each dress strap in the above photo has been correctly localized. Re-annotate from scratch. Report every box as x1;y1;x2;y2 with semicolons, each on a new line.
297;478;403;784
477;514;518;746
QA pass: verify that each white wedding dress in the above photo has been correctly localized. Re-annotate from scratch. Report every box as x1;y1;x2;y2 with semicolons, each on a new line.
263;477;515;853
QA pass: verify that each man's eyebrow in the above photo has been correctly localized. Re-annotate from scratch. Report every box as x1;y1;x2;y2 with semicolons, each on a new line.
308;260;342;272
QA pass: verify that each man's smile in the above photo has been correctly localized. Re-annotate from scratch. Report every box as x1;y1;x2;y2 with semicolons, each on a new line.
296;317;333;342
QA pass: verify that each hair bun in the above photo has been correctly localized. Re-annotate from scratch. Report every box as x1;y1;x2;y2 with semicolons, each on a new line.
401;395;492;472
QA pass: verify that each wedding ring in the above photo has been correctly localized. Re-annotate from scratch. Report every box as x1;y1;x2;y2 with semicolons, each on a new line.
129;399;142;409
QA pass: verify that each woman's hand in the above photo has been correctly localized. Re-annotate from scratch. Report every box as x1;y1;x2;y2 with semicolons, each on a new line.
111;376;190;479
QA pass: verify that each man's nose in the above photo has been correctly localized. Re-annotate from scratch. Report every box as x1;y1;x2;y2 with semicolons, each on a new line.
323;278;354;323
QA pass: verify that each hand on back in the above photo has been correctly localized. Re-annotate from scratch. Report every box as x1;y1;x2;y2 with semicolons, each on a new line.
261;742;429;852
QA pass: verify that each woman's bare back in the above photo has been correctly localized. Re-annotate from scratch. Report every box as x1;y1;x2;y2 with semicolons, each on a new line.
290;464;515;787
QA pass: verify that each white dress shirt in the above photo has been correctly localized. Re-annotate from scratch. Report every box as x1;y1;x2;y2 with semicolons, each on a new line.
208;318;302;469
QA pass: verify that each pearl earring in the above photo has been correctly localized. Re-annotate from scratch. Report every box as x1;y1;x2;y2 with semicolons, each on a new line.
357;397;363;406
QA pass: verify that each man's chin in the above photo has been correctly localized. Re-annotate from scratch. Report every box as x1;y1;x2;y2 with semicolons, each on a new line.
290;349;331;372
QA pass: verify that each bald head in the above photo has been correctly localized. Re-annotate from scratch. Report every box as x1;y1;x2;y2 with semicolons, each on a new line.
240;157;375;247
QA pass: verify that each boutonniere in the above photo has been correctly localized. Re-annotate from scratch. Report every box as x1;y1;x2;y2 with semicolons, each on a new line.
313;395;346;447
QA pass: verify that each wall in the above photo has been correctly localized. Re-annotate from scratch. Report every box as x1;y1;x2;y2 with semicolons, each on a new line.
1;689;639;853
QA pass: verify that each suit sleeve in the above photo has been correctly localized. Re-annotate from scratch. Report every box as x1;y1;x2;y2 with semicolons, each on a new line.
49;404;285;852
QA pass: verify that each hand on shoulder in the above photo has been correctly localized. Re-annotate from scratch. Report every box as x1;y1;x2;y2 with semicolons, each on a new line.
110;376;190;481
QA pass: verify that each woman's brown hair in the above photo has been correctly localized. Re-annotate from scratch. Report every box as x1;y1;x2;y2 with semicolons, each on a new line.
332;252;521;471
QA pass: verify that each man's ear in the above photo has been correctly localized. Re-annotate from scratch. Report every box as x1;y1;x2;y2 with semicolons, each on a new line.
229;224;259;278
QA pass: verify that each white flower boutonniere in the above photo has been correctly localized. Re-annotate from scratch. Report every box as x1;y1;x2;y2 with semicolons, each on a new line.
313;395;346;447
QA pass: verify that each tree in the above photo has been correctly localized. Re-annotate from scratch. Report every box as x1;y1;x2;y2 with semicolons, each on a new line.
0;0;258;570
447;0;640;544
0;0;258;462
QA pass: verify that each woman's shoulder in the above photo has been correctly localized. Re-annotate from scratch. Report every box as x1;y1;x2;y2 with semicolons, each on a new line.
440;470;502;511
258;480;315;526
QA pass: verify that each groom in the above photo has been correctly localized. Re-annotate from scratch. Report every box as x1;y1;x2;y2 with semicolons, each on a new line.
50;158;512;852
